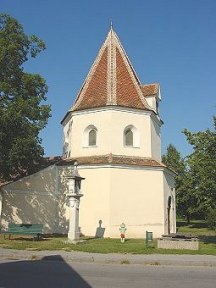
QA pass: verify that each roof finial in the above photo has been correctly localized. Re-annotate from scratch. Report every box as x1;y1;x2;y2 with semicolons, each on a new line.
110;20;113;31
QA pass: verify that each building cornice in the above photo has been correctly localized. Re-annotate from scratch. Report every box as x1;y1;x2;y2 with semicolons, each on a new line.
61;105;163;125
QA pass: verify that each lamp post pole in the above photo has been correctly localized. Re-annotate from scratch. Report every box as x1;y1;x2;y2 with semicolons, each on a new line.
65;162;85;243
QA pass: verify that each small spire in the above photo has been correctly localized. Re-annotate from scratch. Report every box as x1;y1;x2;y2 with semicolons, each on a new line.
110;20;113;31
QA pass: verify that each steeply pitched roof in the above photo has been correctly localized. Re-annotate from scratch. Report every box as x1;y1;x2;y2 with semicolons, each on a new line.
70;28;152;113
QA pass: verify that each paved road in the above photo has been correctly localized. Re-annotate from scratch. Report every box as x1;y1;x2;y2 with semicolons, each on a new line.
0;258;216;288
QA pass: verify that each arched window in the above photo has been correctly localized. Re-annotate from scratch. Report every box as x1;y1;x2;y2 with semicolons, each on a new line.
125;128;133;146
83;125;98;147
89;129;97;146
124;125;139;147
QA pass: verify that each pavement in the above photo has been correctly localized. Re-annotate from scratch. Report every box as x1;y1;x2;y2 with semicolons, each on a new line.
0;248;216;267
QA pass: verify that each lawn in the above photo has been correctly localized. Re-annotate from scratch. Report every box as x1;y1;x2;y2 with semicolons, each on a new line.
0;220;215;255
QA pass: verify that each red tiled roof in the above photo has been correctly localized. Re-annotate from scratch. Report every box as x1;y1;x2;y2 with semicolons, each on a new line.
0;155;171;188
140;83;159;97
116;48;145;109
69;28;152;114
73;48;108;110
57;154;165;168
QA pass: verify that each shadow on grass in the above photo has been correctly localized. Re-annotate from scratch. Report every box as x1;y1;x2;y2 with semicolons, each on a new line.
177;220;207;229
3;233;67;242
176;221;189;228
189;222;208;229
199;235;216;244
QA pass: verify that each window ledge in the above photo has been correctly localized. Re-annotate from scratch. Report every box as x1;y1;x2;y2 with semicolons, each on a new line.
123;145;140;149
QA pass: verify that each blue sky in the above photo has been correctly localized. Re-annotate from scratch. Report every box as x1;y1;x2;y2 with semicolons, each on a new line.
1;0;216;157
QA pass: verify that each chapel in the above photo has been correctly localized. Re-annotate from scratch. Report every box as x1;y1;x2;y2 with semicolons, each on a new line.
60;26;176;238
0;27;176;238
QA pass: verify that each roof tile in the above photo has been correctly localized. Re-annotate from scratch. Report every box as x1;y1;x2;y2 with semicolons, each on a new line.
68;28;152;114
140;83;159;97
57;154;165;168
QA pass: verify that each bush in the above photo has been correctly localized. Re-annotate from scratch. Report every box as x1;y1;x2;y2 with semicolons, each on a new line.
206;209;216;229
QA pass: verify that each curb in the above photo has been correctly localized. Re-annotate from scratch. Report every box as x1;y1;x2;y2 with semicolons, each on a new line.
1;249;216;267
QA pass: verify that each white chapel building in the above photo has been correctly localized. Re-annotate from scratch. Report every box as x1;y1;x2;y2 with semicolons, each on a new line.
0;27;176;238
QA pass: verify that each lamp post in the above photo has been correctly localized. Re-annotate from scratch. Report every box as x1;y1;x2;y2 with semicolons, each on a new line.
65;161;85;243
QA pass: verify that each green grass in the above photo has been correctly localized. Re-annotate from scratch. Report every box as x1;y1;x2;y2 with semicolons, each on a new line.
0;220;216;254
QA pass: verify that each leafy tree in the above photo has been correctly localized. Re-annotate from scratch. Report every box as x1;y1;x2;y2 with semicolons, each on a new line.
0;14;51;181
162;144;192;221
163;118;216;224
206;208;216;230
183;116;216;220
162;144;185;176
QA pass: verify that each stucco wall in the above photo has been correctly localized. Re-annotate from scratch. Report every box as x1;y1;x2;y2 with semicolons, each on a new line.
0;165;68;234
163;169;176;235
0;164;175;239
74;166;111;237
145;96;156;111
76;165;166;238
63;108;160;159
151;118;161;161
109;167;165;238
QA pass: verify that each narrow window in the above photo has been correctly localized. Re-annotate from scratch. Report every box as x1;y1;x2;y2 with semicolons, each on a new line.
89;129;96;146
125;128;133;146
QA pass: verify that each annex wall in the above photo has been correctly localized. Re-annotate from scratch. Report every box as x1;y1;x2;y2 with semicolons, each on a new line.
0;165;67;234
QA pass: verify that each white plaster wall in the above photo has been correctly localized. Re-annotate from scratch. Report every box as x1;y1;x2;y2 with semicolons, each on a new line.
63;115;72;157
0;164;175;238
109;167;165;238
1;192;60;233
64;108;156;158
71;165;166;238
74;166;111;237
163;169;176;234
145;96;156;111
5;166;58;193
0;165;67;234
151;118;161;161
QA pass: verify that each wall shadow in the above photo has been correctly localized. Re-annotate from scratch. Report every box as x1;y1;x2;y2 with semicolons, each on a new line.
95;220;105;238
0;255;92;288
0;165;70;234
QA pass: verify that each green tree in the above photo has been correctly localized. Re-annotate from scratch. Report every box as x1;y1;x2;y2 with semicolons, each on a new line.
162;144;192;221
0;14;51;181
183;116;216;220
162;144;185;176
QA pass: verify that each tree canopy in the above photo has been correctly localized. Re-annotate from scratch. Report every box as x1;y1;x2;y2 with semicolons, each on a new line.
0;14;51;181
162;144;190;220
163;117;216;223
183;116;216;218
